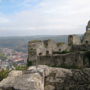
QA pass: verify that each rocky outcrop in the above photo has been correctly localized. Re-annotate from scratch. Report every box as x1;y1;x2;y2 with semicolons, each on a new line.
0;69;44;90
0;65;90;90
45;67;90;90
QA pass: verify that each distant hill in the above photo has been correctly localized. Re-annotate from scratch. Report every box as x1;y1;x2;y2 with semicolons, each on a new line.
0;35;69;52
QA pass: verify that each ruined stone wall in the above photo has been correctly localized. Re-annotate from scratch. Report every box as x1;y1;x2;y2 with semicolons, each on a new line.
68;35;81;45
43;40;58;55
57;43;70;51
35;52;90;68
82;30;90;44
28;40;46;56
71;45;90;51
28;40;58;56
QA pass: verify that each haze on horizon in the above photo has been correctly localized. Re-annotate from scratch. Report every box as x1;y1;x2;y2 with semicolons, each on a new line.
0;0;90;36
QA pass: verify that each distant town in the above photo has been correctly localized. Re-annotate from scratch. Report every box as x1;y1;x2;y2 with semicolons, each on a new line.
0;48;27;70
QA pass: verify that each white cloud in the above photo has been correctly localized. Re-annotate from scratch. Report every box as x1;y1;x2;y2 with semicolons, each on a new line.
0;0;90;36
0;13;10;24
0;17;10;24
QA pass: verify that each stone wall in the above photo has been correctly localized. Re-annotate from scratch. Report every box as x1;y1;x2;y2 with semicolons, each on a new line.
28;40;58;57
57;43;70;51
32;52;90;68
28;40;46;56
68;35;81;45
44;40;58;55
82;30;90;44
71;45;90;51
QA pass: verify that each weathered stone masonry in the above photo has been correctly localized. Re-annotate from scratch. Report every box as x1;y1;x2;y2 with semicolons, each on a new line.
28;20;90;68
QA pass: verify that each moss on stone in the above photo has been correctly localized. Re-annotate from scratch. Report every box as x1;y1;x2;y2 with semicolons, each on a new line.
57;42;65;46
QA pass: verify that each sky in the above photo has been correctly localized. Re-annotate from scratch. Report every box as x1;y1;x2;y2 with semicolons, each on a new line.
0;0;90;36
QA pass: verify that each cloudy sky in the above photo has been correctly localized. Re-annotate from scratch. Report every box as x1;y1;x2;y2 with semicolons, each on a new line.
0;0;90;36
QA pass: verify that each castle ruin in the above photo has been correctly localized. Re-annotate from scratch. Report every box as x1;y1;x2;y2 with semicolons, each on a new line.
28;21;90;68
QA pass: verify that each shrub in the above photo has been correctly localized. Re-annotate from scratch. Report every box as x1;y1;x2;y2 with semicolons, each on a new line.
0;53;7;60
0;69;10;81
27;60;33;67
15;65;27;70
